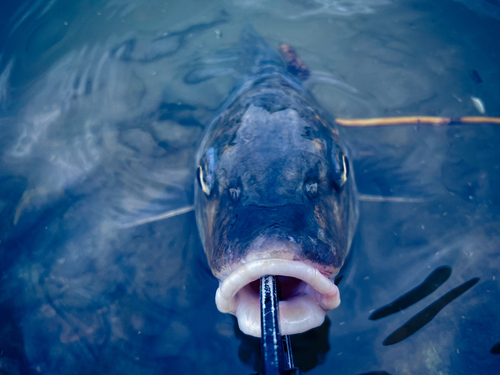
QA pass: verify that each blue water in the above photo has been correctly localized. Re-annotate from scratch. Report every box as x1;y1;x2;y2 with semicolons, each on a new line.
1;1;499;374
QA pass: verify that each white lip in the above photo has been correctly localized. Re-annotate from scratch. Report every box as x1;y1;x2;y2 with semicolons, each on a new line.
215;258;340;337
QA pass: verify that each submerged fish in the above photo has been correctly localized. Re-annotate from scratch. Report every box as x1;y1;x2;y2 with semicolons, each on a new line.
195;29;358;337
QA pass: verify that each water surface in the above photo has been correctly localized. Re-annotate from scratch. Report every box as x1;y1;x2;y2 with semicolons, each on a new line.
0;1;499;374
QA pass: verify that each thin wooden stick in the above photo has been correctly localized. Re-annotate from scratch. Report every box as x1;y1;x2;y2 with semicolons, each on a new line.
118;205;195;229
335;116;500;127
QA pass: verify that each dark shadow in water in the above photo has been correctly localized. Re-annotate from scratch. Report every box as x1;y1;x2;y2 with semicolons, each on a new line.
491;343;500;354
333;233;357;288
334;275;343;286
236;317;330;373
469;69;483;84
157;102;203;128
184;66;236;84
113;16;227;64
369;266;452;320
0;296;28;375
359;372;392;375
383;277;480;346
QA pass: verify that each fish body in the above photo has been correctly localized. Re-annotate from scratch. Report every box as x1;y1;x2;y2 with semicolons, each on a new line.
195;29;358;337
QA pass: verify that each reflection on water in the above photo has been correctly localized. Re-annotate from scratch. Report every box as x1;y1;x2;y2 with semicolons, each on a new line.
225;0;391;18
0;0;499;374
237;317;330;373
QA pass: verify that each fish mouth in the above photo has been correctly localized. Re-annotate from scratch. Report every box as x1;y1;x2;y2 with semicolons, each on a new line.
215;258;340;337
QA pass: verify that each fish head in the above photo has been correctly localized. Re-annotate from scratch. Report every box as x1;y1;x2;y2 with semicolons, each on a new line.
195;104;358;337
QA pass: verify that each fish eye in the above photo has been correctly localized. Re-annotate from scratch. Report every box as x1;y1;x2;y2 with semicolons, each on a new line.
304;180;318;199
331;147;348;191
197;148;215;195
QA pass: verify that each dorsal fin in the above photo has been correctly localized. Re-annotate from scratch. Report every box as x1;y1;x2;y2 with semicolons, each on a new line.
239;25;284;75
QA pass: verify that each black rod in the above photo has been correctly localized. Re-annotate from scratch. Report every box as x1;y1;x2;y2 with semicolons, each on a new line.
260;275;285;375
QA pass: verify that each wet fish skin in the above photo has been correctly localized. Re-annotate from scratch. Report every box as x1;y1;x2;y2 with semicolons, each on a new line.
195;34;358;282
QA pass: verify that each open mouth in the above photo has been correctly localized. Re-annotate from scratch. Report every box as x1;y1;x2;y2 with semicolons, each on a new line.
215;258;340;337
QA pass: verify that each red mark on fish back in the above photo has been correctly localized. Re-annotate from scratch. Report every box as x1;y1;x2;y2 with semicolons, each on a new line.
280;43;310;81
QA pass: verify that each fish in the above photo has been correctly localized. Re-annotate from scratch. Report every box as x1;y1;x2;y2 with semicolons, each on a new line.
194;27;358;337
